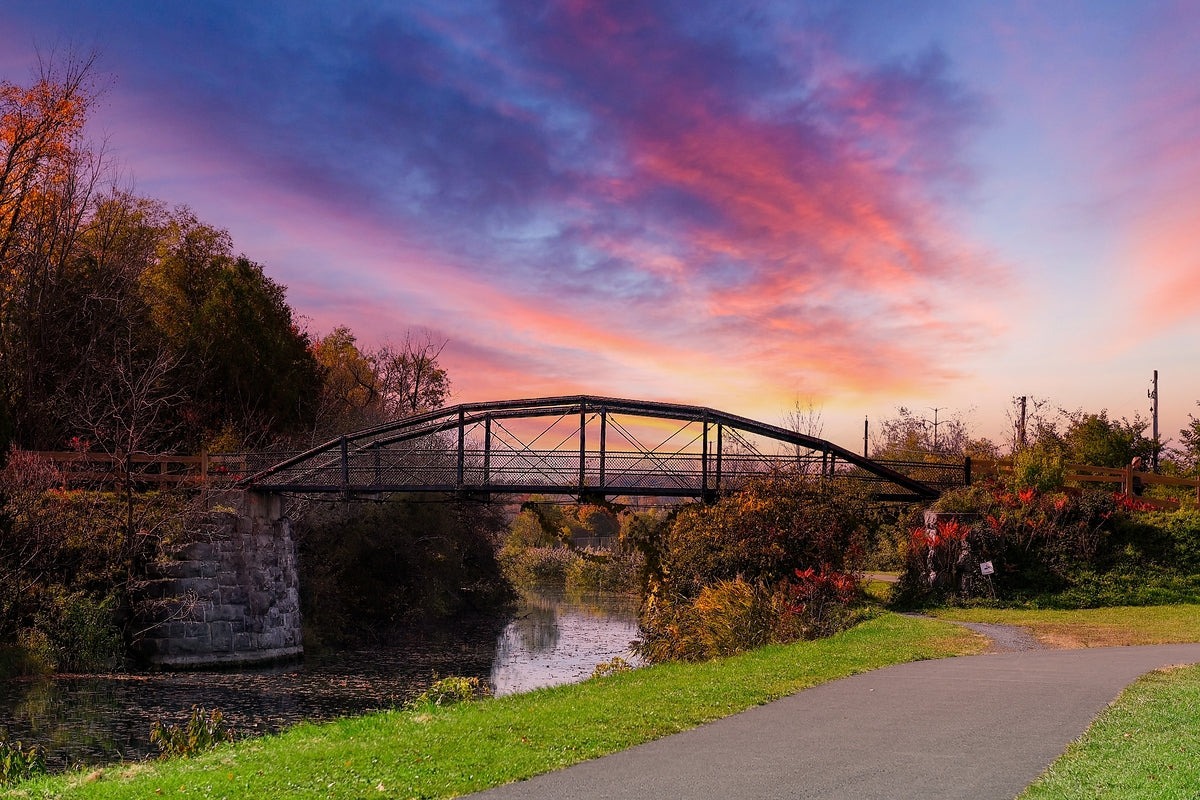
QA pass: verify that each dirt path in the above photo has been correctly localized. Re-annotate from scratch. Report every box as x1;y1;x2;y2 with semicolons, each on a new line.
931;618;1049;653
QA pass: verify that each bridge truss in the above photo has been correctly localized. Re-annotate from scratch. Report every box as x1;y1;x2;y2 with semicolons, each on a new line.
236;396;960;502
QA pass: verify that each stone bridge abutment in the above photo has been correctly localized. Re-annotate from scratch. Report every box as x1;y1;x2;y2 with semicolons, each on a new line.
134;490;302;668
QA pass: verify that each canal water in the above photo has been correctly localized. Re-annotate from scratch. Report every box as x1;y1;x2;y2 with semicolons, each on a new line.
0;588;640;771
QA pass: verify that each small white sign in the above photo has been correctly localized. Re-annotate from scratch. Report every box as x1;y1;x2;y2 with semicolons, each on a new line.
980;561;995;576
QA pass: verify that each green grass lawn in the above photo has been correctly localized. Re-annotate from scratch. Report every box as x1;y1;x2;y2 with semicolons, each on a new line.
5;613;981;800
1019;664;1200;799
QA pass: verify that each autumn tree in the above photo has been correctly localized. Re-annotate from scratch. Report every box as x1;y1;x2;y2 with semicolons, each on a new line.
0;52;110;448
0;51;101;261
311;326;383;437
140;207;322;449
311;327;451;440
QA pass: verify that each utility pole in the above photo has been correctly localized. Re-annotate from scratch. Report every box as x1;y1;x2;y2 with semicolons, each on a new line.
1149;370;1159;472
863;416;868;458
928;407;944;451
1018;395;1027;449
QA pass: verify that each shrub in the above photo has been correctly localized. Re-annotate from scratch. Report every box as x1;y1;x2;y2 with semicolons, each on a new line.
893;483;1187;607
499;546;576;587
635;478;869;662
1010;448;1065;492
1148;510;1200;571
591;656;633;678
0;740;46;786
564;550;642;594
652;477;867;594
30;589;123;673
787;567;860;638
149;706;235;759
1041;568;1200;609
409;675;491;708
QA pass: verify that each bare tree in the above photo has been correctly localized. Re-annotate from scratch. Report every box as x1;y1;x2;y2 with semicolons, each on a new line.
67;316;189;582
784;397;825;475
1005;395;1057;455
377;330;451;417
870;406;977;461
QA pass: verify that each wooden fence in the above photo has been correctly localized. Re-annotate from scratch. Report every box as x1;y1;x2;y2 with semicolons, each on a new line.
973;459;1197;511
16;451;248;489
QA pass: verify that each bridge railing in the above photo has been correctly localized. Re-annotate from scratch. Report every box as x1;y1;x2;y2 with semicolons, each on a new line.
233;443;958;499
242;447;790;495
9;399;953;500
15;451;260;489
14;447;975;500
868;459;971;493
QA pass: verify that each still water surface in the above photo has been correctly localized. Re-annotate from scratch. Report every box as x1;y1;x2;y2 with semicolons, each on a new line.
0;588;640;770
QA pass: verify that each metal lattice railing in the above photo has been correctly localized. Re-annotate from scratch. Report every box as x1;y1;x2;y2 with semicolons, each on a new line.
232;396;952;501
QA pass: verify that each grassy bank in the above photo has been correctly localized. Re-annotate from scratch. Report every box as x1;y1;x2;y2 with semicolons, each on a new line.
1019;664;1200;799
7;613;981;799
930;604;1200;648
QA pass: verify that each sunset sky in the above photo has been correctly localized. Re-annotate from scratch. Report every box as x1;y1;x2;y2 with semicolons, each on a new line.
3;1;1198;453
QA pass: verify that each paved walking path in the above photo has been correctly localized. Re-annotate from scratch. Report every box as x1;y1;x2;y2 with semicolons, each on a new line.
469;638;1200;800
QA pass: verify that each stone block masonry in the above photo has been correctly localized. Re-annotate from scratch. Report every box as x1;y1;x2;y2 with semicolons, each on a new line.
134;491;302;668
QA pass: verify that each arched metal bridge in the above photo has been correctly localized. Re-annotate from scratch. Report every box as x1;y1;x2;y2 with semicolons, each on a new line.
236;396;966;502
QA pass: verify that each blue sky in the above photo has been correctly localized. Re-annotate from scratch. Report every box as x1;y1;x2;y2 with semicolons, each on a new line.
3;0;1198;451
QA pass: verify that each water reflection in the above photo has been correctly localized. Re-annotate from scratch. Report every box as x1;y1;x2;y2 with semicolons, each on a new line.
491;588;641;696
0;588;640;770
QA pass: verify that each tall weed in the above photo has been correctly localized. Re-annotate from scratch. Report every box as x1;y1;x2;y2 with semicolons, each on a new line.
149;706;235;759
0;740;46;786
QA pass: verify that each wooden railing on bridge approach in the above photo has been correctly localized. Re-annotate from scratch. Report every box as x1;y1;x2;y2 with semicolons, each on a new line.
971;458;1195;510
15;451;248;489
